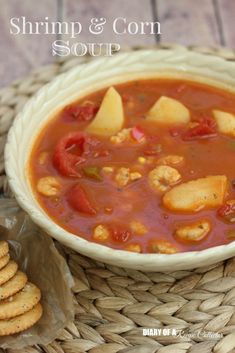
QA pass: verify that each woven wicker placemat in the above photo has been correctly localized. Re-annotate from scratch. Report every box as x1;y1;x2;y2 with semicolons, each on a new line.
2;44;235;353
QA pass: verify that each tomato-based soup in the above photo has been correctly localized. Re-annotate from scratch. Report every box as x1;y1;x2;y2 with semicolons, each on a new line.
29;79;235;254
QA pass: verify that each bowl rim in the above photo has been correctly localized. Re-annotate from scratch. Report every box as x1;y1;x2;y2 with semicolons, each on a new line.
5;47;235;271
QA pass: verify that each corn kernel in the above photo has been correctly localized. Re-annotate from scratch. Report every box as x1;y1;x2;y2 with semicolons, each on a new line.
138;156;147;164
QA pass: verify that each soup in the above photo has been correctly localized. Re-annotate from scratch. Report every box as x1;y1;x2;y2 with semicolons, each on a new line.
29;79;235;254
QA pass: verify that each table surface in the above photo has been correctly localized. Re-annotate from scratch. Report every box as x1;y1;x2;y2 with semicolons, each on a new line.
0;0;235;88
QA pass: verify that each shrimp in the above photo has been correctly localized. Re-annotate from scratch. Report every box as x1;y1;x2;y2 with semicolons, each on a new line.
115;167;130;187
130;221;148;235
115;168;142;187
150;239;178;254
157;155;184;167
148;165;181;193
93;225;110;242
175;220;211;242
125;243;142;253
110;128;132;144
37;176;60;197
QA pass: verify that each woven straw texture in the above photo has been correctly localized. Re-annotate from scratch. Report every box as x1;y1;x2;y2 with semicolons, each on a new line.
2;44;235;353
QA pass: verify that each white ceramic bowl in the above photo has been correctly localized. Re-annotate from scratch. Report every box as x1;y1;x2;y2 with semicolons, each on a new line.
5;48;235;271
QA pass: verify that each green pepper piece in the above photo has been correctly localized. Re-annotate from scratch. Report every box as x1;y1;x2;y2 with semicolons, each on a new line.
83;166;102;181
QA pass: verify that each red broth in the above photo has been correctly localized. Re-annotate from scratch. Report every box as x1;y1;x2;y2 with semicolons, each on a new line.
29;79;235;253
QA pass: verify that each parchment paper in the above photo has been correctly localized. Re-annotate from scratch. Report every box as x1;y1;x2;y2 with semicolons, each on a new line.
0;199;74;349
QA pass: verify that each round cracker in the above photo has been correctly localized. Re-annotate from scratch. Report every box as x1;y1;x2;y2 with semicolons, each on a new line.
0;271;27;300
0;282;41;319
0;241;9;258
0;254;10;270
0;302;43;336
0;260;18;286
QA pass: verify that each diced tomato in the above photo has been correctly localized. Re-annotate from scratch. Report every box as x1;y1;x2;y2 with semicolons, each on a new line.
53;132;103;177
218;204;231;217
53;132;86;177
218;202;235;217
63;103;99;122
217;201;235;223
67;184;96;215
182;117;217;141
131;126;145;142
111;226;131;243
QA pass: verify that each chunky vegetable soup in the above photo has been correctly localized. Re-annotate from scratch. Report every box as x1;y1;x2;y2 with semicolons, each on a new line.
29;79;235;254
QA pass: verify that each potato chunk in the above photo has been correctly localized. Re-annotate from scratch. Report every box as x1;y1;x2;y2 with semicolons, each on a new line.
146;96;190;125
213;110;235;137
163;175;228;212
86;87;124;136
175;220;211;242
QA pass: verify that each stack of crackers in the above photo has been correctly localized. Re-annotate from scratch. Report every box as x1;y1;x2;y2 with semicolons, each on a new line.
0;241;42;336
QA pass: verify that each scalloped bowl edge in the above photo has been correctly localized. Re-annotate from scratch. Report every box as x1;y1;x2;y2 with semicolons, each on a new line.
5;48;235;271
